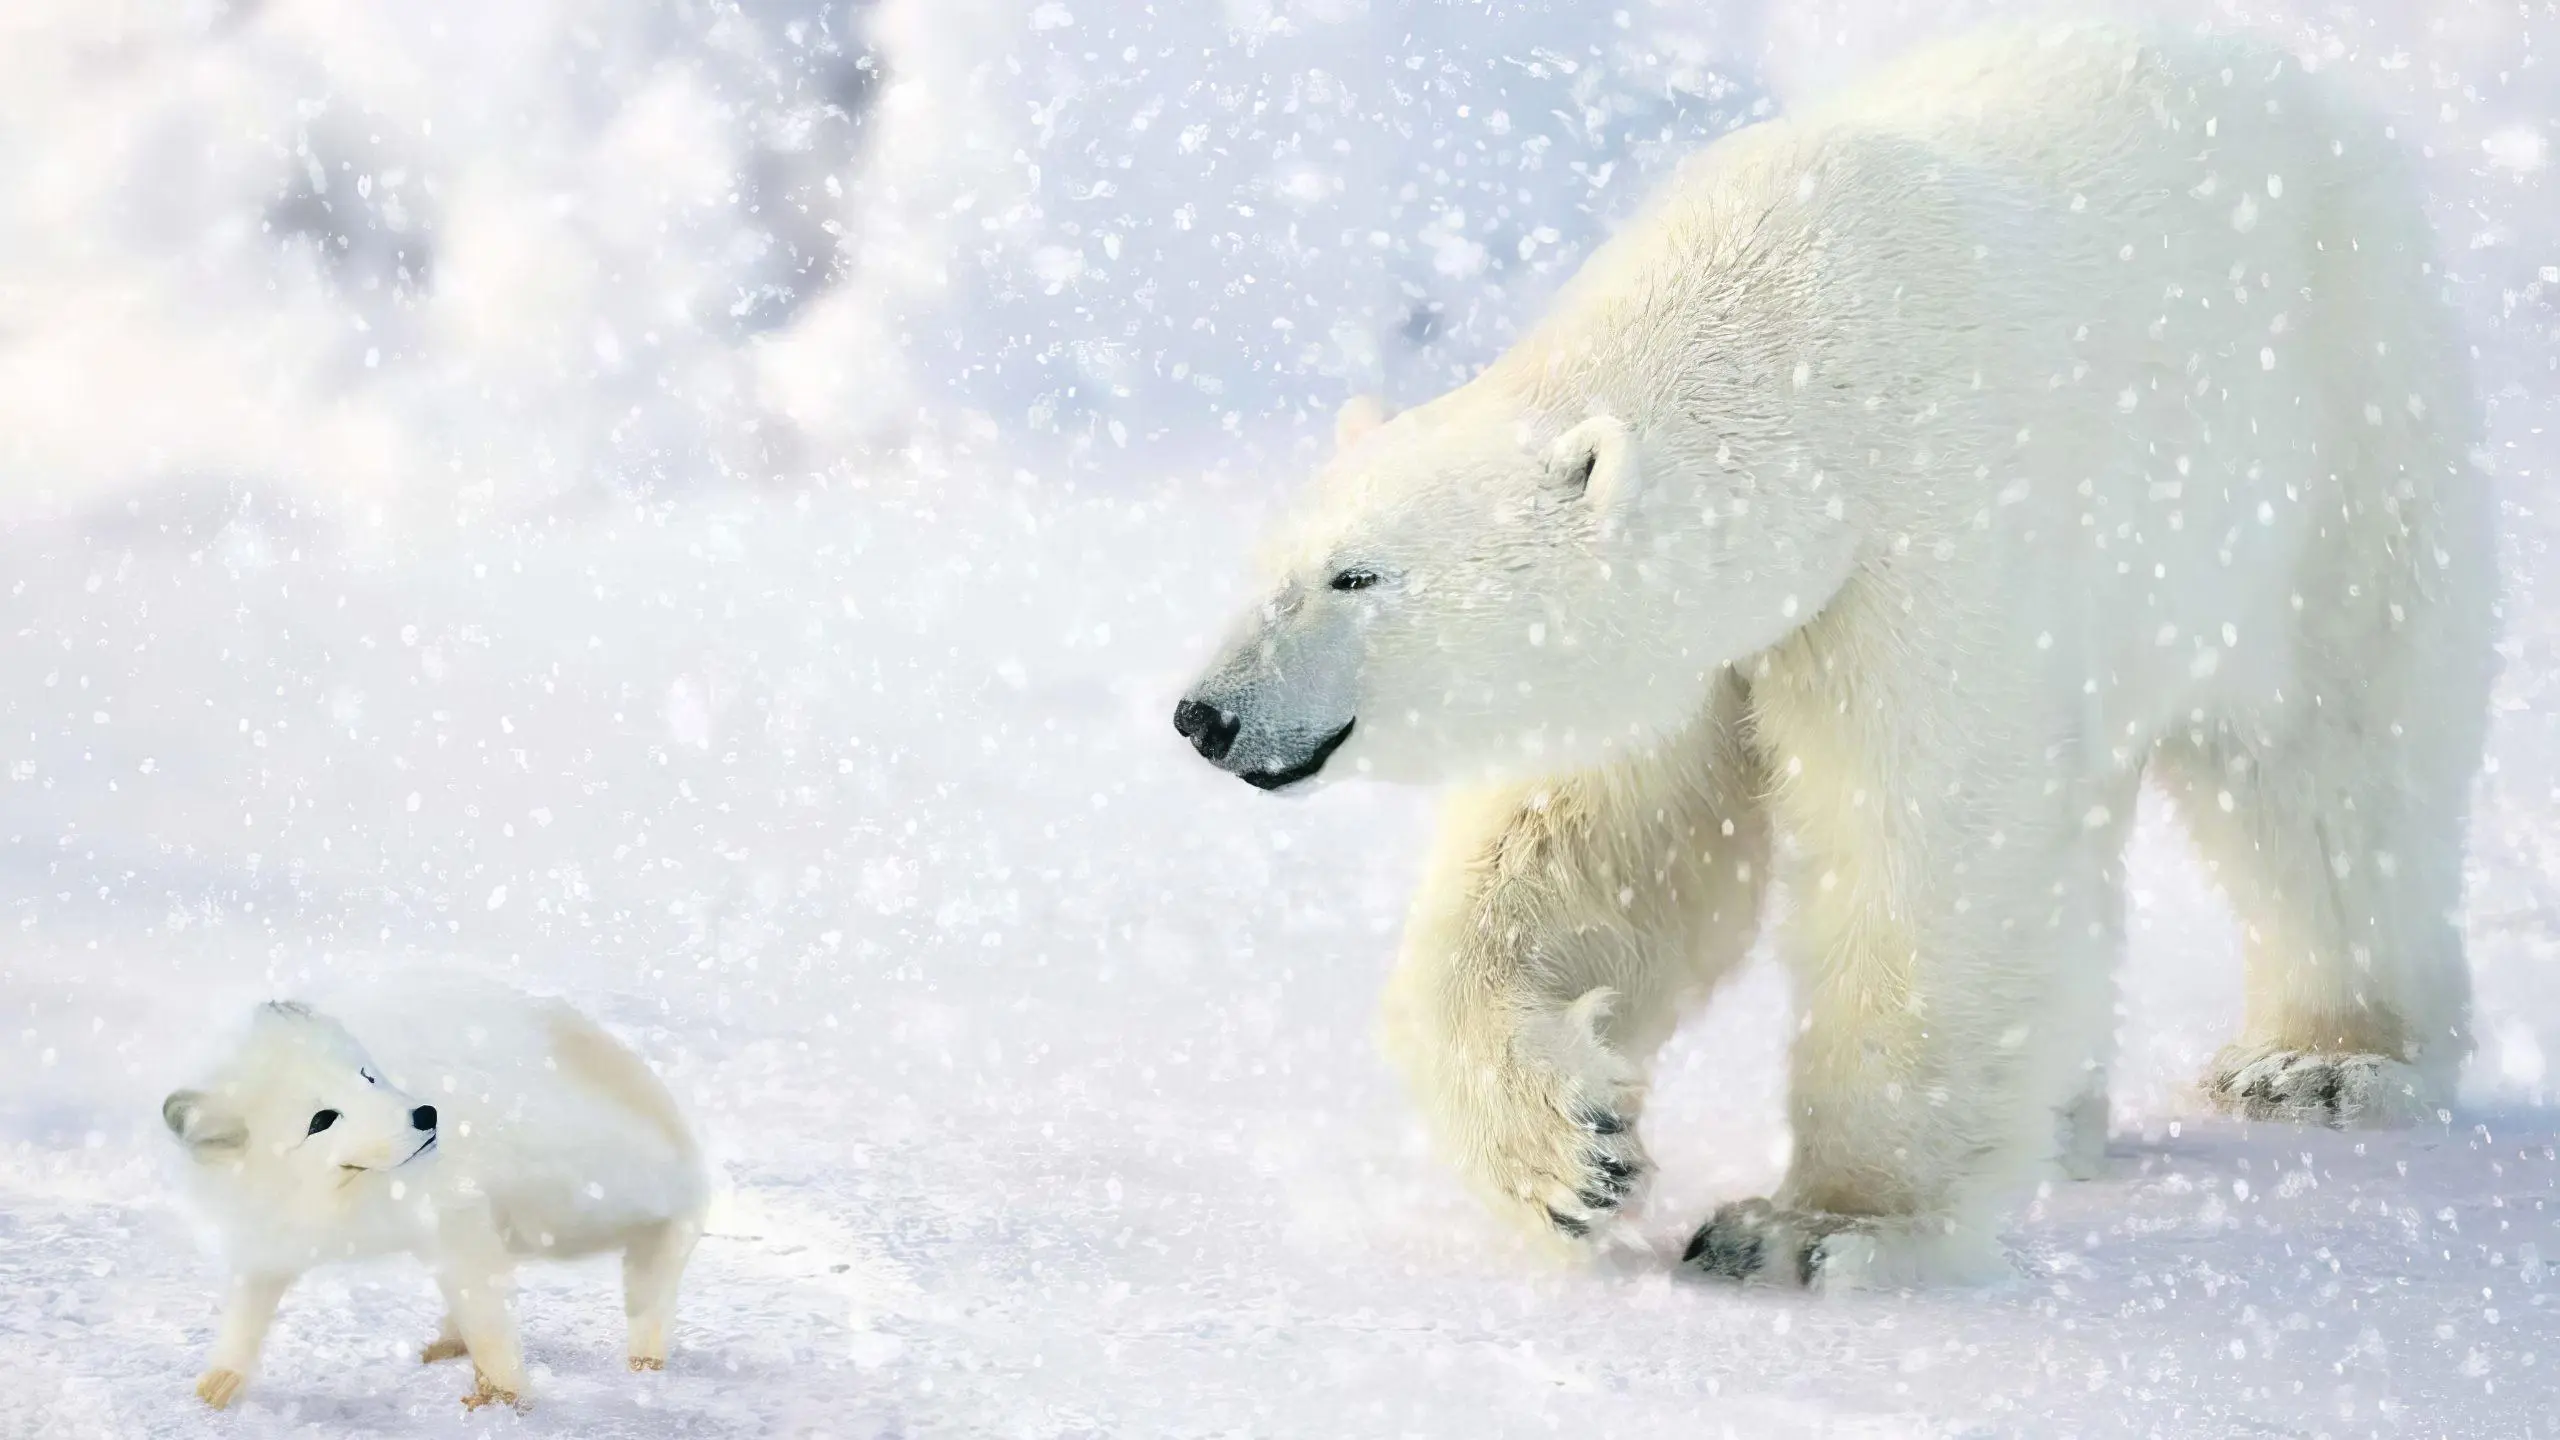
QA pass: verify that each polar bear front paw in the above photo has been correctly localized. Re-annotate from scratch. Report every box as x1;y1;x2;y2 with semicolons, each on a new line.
1426;990;1651;1248
1680;1199;1858;1287
1471;1072;1650;1246
1525;1101;1648;1242
2204;1048;2430;1128
1681;1199;2009;1291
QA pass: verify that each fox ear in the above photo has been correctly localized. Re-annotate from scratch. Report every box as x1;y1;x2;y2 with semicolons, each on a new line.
1334;395;1391;452
162;1090;246;1156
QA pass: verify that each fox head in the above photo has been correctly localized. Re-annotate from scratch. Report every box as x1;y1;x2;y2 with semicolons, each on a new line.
163;1001;441;1225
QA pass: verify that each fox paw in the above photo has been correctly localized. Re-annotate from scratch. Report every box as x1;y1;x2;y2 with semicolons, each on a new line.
462;1374;525;1411
194;1368;246;1409
2205;1049;2429;1128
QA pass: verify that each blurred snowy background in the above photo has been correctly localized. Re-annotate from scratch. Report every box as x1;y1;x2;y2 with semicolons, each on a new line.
1;0;2555;1435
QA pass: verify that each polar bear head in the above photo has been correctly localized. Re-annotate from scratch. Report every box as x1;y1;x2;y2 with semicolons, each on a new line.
1176;385;1851;789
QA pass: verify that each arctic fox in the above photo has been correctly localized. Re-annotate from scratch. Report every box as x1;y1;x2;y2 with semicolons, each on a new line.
160;973;710;1410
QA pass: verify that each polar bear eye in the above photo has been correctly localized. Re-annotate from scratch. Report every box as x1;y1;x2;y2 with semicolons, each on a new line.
1329;569;1382;592
307;1109;340;1135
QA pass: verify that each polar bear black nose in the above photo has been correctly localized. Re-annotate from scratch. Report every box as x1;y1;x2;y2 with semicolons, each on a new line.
1173;698;1241;763
411;1105;438;1132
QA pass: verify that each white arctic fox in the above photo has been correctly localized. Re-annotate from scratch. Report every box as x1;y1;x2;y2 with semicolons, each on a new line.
160;974;710;1410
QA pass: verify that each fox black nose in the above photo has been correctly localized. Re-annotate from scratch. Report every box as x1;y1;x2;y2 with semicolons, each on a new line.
1173;698;1241;762
411;1105;438;1131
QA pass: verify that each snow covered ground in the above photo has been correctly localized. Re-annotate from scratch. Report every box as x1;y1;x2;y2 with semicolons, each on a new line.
4;0;2560;1436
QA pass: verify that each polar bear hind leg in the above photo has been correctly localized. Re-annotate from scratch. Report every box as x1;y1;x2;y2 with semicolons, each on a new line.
2155;662;2482;1129
2156;117;2491;1131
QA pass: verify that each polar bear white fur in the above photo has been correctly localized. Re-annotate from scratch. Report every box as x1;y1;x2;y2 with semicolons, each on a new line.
162;973;708;1408
1175;22;2494;1288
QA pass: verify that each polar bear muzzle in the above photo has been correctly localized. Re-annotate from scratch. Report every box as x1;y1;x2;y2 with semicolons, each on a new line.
1170;698;1241;762
1172;692;1355;791
1236;717;1354;790
1175;572;1367;789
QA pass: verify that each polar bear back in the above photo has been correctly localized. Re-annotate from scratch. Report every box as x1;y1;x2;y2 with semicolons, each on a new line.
1493;21;2477;753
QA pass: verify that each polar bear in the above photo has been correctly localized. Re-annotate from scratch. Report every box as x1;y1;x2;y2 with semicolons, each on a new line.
1173;22;2494;1288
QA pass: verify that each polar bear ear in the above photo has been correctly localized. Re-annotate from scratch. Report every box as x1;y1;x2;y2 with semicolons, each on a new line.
1547;415;1640;516
252;999;318;1034
1334;395;1392;452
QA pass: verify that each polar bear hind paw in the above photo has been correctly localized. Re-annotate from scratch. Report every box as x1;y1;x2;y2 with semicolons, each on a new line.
2204;1050;2431;1128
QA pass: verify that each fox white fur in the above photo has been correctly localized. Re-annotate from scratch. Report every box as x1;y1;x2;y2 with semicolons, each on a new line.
1178;22;2493;1286
161;974;709;1408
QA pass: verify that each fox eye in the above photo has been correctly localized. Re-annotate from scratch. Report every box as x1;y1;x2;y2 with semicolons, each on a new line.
307;1109;339;1135
1329;569;1381;593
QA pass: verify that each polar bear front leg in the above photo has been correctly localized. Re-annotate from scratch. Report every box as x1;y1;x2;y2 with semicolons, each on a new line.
1678;839;2074;1290
1678;864;2049;1294
1383;692;1768;1252
1684;654;2126;1291
1384;970;1653;1246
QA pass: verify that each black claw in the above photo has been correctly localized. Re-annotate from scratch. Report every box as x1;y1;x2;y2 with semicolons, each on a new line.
1577;1107;1628;1136
2315;1066;2344;1118
1546;1206;1590;1239
1681;1217;1763;1279
1796;1238;1826;1287
1576;1188;1619;1212
1585;1155;1636;1198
